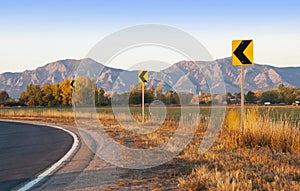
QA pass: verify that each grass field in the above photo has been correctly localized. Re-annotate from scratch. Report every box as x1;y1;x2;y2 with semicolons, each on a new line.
1;105;300;190
0;105;299;124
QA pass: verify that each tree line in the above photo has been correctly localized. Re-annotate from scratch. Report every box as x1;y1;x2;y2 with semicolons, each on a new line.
0;79;299;107
17;78;111;107
241;84;300;105
112;83;180;105
195;84;300;105
0;78;108;107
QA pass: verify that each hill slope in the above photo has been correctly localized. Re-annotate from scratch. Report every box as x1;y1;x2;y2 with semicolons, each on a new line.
1;57;300;98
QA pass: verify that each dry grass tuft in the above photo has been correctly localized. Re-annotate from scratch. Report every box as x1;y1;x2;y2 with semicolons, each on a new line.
223;107;300;154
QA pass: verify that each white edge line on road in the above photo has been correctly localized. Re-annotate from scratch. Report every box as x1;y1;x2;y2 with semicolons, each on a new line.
0;120;79;191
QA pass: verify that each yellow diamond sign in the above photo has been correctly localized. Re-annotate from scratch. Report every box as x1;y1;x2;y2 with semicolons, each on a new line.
232;40;254;66
138;70;148;83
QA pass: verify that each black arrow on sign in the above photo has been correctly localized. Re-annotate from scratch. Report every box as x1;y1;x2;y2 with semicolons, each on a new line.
70;80;75;88
139;71;147;82
233;40;252;64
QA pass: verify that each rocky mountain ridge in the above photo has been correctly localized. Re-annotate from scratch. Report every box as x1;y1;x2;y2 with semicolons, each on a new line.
1;57;300;98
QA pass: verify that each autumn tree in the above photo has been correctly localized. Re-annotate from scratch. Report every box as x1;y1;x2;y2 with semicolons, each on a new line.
226;92;233;104
148;86;155;100
246;91;257;104
253;90;263;103
0;90;9;105
23;84;44;106
59;79;73;106
145;87;154;103
42;83;61;106
165;90;172;104
261;90;280;104
19;92;28;106
165;90;179;105
156;83;164;101
95;88;109;106
129;85;140;105
278;83;285;103
72;77;96;106
277;84;299;104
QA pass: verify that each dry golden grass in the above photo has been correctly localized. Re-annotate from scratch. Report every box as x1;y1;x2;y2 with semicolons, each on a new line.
0;108;75;119
223;107;300;154
178;146;300;190
178;107;300;191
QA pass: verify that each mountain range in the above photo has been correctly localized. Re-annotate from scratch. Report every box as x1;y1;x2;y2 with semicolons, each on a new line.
1;57;300;98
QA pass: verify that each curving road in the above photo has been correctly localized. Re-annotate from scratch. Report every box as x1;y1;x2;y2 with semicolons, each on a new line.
0;121;74;191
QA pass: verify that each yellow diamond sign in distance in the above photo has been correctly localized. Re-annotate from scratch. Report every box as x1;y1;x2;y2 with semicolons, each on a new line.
232;40;254;66
138;70;148;83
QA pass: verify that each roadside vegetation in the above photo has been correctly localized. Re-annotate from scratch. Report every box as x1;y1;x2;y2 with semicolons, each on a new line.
1;105;300;190
178;107;300;190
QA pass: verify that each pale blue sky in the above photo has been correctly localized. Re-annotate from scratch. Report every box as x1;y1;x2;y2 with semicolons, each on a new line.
0;0;299;72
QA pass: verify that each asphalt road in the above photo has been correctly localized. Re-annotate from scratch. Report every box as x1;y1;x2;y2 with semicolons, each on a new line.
0;121;73;191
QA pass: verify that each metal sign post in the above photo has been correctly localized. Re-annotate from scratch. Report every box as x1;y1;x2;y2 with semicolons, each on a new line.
241;65;245;134
142;82;145;123
138;71;148;123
